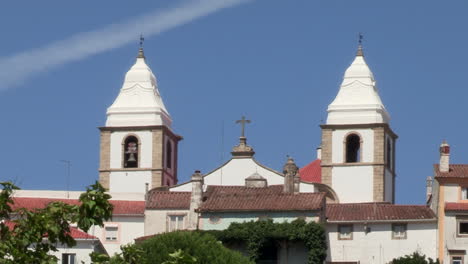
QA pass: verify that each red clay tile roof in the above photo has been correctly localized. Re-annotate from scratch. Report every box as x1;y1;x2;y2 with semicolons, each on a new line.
146;191;191;209
68;227;98;239
445;203;468;211
434;164;468;178
299;159;321;183
326;203;436;222
198;185;325;212
11;197;145;216
2;221;97;239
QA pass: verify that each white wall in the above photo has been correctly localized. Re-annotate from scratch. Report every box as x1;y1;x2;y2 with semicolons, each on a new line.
170;158;316;193
144;209;189;235
51;240;100;264
332;166;374;202
109;170;152;193
89;216;145;257
110;131;153;169
444;184;459;202
443;212;468;263
327;222;437;264
332;129;374;163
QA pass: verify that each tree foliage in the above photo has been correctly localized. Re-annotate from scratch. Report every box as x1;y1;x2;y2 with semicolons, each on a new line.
207;219;327;264
0;181;113;263
390;252;439;264
137;231;253;264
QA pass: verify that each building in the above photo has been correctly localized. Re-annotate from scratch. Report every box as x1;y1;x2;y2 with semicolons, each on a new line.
430;141;468;263
7;43;460;263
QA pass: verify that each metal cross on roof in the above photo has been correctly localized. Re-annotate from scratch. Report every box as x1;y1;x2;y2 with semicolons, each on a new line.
358;32;363;46
235;116;251;138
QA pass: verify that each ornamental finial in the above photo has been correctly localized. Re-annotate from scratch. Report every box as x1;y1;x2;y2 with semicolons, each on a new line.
357;32;364;57
137;34;145;59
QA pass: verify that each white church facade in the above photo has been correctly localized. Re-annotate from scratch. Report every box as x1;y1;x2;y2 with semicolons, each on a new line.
9;43;468;263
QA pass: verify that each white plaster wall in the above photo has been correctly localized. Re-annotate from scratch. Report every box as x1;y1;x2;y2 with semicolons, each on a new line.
384;169;393;202
327;222;437;264
444;184;459;202
110;131;153;169
109;171;152;193
51;241;99;264
443;213;468;263
170;158;316;193
332;129;374;163
144;209;189;235
332;166;373;203
89;216;145;257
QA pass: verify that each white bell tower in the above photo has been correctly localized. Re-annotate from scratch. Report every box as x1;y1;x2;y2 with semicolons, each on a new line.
99;44;182;193
320;44;397;203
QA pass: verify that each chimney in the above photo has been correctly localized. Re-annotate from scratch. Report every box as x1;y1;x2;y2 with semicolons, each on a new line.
316;146;322;160
283;156;299;194
294;173;300;194
439;140;450;173
188;170;203;230
426;176;433;202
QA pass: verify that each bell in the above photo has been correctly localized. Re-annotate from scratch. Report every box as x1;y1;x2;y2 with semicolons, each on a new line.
127;153;136;162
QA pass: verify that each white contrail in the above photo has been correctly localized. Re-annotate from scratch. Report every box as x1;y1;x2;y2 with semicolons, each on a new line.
0;0;251;90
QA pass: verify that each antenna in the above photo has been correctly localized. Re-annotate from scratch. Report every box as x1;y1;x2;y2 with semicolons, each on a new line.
60;160;71;198
220;120;224;185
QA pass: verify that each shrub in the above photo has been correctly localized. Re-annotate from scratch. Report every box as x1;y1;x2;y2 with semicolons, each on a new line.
390;252;439;264
138;231;253;264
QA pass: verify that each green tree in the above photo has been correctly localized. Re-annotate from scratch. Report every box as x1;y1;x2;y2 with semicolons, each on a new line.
138;231;253;264
390;252;439;264
0;181;113;264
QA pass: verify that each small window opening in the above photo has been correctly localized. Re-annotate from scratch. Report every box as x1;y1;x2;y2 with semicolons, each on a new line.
346;134;361;163
386;138;392;168
124;136;138;168
166;141;172;169
459;222;468;235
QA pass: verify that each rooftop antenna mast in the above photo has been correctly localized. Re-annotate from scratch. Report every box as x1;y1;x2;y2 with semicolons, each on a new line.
60;160;71;199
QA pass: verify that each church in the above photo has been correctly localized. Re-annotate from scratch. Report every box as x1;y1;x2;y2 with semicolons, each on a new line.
11;42;468;264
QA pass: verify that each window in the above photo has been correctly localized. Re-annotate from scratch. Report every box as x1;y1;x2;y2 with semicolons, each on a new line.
338;224;353;240
386;138;392;169
167;215;185;232
451;256;463;264
166;140;172;169
123;136;138;168
392;223;407;239
345;134;361;163
209;215;221;224
62;253;76;264
462;187;468;200
105;226;118;241
458;220;468;236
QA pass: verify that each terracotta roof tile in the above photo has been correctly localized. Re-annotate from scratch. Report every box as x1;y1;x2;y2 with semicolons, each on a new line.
11;197;145;215
198;185;325;212
326;203;436;222
299;159;321;183
446;203;468;211
146;191;191;209
434;164;468;178
2;221;97;239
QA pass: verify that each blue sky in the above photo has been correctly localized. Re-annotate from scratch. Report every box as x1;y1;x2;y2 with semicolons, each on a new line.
0;0;467;204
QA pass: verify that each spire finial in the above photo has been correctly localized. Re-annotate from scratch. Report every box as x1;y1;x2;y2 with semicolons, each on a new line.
231;116;255;158
137;34;145;59
357;32;364;57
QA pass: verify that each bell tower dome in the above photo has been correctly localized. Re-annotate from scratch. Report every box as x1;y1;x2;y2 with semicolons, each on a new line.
99;45;182;193
320;44;397;203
